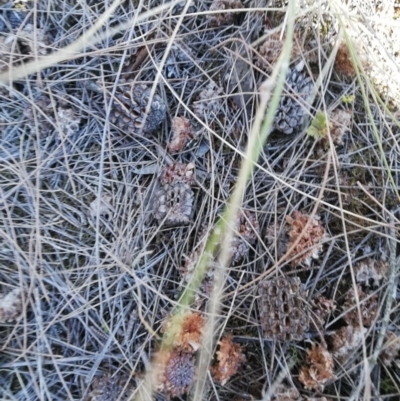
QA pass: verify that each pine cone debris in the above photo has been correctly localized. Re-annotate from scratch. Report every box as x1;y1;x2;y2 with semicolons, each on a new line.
159;162;195;186
207;0;243;26
23;95;55;137
256;32;314;73
273;62;313;134
22;96;80;137
299;344;335;391
230;210;259;264
168;116;194;153
310;296;336;332
211;335;246;386
380;331;400;366
331;325;367;362
153;182;194;225
193;82;223;117
158;350;196;399
86;373;134;401
354;258;388;287
328;109;352;145
266;222;290;260
343;286;378;327
109;83;166;135
256;32;285;72
286;211;326;266
57;107;81;135
334;42;356;77
259;276;309;341
0;288;22;323
153;163;195;226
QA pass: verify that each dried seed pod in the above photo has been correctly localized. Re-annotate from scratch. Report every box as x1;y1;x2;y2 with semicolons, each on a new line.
380;331;400;366
0;288;22;323
153;181;194;226
273;62;313;134
211;335;246;386
158;350;196;399
168;116;194;153
159;163;195;186
342;286;378;327
298;344;335;391
330;325;367;362
230;210;260;265
193;82;223;117
109;83;166;135
285;211;326;266
354;258;389;287
259;276;309;341
207;0;243;26
310;296;336;332
86;373;134;401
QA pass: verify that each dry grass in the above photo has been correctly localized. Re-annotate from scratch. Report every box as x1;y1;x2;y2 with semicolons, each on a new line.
1;0;400;400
